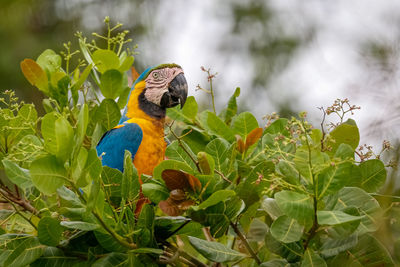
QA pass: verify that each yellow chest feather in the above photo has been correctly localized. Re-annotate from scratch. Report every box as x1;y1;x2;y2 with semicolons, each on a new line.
126;118;166;177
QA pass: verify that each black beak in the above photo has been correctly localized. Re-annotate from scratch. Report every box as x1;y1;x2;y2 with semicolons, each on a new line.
160;73;188;109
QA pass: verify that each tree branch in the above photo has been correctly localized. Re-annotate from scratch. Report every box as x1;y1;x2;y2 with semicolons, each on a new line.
230;221;261;265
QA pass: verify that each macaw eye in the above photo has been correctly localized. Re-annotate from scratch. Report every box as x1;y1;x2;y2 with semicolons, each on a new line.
152;72;160;79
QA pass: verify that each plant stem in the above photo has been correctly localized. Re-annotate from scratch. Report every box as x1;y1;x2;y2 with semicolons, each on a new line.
169;124;201;172
300;119;319;250
229;221;261;265
163;241;209;267
69;183;136;249
0;190;37;230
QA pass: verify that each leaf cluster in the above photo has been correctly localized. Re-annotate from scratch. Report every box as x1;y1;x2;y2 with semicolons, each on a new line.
0;19;396;266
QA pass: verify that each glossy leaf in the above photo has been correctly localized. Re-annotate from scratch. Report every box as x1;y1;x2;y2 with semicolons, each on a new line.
60;221;100;230
301;249;327;267
328;119;360;154
188;236;245;263
95;99;121;130
270;215;304;243
205;111;235;142
142;183;169;204
316;162;353;199
320;234;358;257
1;236;44;267
317;210;361;225
37;216;63;246
231;111;259;138
30;155;67;195
195;190;235;210
92;49;120;73
329;234;394;266
2;159;33;190
334;187;381;234
275;191;314;227
359;159;386;192
100;69;124;99
36;49;61;74
220;87;240;124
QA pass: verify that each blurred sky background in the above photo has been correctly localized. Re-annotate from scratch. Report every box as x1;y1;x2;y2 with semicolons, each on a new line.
1;0;399;165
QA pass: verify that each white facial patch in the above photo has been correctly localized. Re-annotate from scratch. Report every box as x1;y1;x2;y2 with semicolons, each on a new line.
144;67;184;106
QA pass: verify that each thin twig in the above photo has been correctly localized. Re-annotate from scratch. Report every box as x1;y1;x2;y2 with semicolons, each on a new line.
0;190;37;230
163;241;209;267
214;170;232;184
229;221;261;265
168;123;201;172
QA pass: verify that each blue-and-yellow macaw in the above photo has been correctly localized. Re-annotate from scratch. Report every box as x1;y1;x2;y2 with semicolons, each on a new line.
96;64;188;180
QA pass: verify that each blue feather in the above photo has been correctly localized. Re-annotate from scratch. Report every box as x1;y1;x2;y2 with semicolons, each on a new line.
96;123;143;172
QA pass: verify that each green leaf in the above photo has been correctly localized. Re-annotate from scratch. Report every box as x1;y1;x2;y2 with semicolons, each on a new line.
95;99;121;130
316;162;353;199
270;215;304;243
205;111;235;142
100;69;124;99
194;190;236;210
165;140;198;170
301;249;327;267
261;197;283;220
277;161;301;185
75;104;89;148
2;236;44;267
265;118;289;136
101;166;122;200
94;231;127;253
275;191;314;227
166;96;198;123
93;252;127;267
329;234;394;267
334;187;381;234
71;147;88;183
142;183;169;204
359;159;386;192
92;49;120;73
320;234;358;257
260;259;290;267
334;143;354;160
220;87;240;125
31;247;80;267
37;217;63;246
41;113;74;161
317;210;361;225
73;63;93;90
188;236;245;263
328;119;360;155
36;49;62;74
60;221;100;230
30;155;67;195
265;232;303;263
205;138;230;172
78;148;102;187
121;150;140;201
2;159;33;190
231;111;259;138
119;55;134;72
130;248;163;254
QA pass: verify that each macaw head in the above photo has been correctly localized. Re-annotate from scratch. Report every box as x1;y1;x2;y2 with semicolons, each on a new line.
120;63;188;122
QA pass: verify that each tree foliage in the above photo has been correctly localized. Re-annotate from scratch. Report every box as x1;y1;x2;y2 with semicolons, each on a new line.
0;18;397;266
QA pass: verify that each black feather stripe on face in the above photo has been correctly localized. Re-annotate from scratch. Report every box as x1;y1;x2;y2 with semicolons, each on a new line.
138;90;166;120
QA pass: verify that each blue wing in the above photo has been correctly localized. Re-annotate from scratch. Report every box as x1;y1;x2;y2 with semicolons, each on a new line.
96;123;143;172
